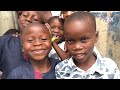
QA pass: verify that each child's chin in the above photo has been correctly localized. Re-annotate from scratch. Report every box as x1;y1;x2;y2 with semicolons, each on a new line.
73;57;85;63
33;56;46;61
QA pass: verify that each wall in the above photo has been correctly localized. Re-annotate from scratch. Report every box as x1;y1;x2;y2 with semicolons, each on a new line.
0;11;18;36
91;11;120;69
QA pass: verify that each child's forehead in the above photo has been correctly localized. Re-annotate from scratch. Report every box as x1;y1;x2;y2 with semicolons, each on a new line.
23;23;50;34
65;19;94;28
65;20;89;26
50;18;59;22
29;24;48;31
22;11;40;16
64;20;95;33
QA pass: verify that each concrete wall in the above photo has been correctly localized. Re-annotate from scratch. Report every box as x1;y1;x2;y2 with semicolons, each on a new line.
107;12;120;69
91;11;120;69
0;11;18;36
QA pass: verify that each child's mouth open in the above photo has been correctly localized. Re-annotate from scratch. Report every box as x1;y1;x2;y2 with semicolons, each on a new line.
52;34;60;39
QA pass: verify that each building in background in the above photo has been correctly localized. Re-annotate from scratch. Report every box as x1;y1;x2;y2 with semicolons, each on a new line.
0;11;18;36
51;11;61;16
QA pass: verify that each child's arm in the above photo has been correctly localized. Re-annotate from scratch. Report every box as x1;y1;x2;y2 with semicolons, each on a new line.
52;41;70;61
45;23;70;61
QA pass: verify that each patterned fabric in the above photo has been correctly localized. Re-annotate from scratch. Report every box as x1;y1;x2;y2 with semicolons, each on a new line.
55;50;120;79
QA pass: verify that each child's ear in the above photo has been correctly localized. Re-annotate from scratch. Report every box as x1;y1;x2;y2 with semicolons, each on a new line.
95;31;99;43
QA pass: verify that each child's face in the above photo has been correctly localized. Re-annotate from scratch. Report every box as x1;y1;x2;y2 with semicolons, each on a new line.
43;11;52;22
22;24;52;61
18;11;42;32
64;20;98;64
49;19;64;43
63;11;75;20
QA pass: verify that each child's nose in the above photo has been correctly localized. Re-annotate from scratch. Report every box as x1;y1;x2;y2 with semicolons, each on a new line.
53;28;59;33
73;43;83;51
33;40;42;46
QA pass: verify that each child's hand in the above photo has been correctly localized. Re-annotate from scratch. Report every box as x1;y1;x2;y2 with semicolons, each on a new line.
51;37;56;42
45;23;58;43
45;23;52;34
51;36;58;43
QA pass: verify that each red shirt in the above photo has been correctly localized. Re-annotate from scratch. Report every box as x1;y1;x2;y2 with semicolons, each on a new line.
34;70;43;79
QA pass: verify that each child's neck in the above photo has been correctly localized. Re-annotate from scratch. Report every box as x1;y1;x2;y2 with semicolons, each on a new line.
30;58;51;74
74;53;96;71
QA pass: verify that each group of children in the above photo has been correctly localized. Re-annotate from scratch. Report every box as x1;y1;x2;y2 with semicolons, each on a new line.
0;11;120;79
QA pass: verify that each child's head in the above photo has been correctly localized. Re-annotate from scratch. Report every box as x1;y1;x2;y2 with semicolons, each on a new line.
64;11;98;64
47;16;64;43
16;11;23;18
18;11;45;33
4;29;20;36
61;11;76;20
21;22;52;61
41;11;52;23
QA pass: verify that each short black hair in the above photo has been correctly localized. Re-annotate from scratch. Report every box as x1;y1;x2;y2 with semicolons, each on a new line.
61;11;76;14
47;16;64;25
39;11;52;24
4;29;20;35
21;22;51;37
64;11;96;31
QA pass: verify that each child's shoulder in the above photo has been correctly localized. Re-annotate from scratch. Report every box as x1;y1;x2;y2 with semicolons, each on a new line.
101;57;117;65
7;62;33;79
11;62;30;72
55;58;70;70
99;57;119;71
49;58;61;65
0;34;20;43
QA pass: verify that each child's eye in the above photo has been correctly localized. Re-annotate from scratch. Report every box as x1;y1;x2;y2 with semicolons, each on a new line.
59;27;63;30
41;38;47;40
40;38;48;41
22;12;28;17
66;40;73;44
81;38;88;43
27;37;34;43
33;17;40;22
27;39;34;43
51;26;56;29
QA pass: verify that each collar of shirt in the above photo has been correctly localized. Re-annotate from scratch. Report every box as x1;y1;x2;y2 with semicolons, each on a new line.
67;50;106;75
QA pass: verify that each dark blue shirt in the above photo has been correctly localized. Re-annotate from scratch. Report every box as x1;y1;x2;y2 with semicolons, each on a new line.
7;58;60;79
0;35;26;79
